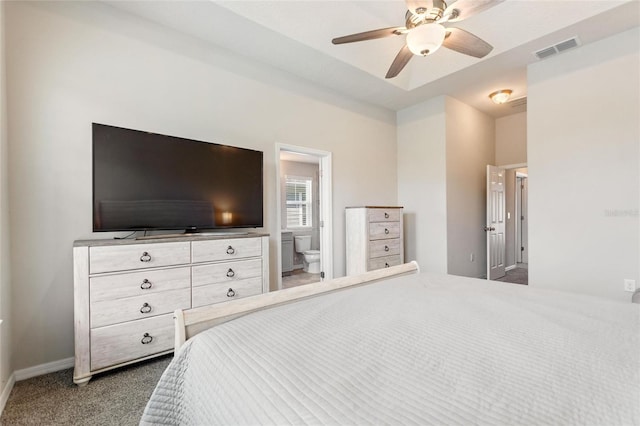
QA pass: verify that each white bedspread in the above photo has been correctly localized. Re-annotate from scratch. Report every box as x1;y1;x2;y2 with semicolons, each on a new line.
141;272;640;425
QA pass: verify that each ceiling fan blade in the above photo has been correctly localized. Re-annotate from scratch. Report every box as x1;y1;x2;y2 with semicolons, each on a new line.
443;27;493;58
443;0;504;23
386;45;414;79
332;27;405;45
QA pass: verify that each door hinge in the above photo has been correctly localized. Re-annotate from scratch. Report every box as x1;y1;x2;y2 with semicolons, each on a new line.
320;220;324;228
521;247;525;251
521;216;525;221
320;271;325;279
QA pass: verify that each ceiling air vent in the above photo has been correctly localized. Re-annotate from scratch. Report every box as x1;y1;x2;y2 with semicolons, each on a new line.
555;38;579;52
535;47;557;60
508;97;527;109
534;37;581;60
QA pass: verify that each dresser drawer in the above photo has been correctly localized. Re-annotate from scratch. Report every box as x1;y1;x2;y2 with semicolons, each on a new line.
192;238;262;263
369;222;400;240
90;314;174;371
369;238;401;259
192;259;262;287
90;267;190;302
89;242;190;274
91;288;190;328
368;255;402;271
368;209;401;223
192;277;263;308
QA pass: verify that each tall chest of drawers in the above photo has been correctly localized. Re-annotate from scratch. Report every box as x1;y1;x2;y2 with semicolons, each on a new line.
345;207;404;276
73;233;269;385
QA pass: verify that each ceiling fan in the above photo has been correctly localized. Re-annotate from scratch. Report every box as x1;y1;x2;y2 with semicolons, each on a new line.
332;0;504;78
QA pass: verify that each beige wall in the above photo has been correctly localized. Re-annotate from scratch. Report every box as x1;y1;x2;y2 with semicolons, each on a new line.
397;97;448;273
6;1;397;370
528;27;639;301
398;96;494;278
0;0;13;401
495;111;527;166
445;98;495;278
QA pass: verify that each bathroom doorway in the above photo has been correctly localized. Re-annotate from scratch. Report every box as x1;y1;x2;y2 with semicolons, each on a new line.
490;165;528;285
275;144;333;290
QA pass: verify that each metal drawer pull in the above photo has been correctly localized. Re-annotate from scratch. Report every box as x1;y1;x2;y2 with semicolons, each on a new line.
385;262;390;268
384;245;390;252
140;303;152;314
385;228;390;234
226;268;235;278
140;252;152;262
227;288;236;298
226;246;235;255
384;212;389;218
140;279;152;290
141;333;153;344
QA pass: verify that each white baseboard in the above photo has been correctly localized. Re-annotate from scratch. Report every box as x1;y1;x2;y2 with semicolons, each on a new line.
0;357;71;416
505;265;517;272
14;357;74;382
0;372;15;417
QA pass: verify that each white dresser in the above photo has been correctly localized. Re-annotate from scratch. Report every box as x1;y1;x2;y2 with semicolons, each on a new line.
345;207;404;276
73;233;269;385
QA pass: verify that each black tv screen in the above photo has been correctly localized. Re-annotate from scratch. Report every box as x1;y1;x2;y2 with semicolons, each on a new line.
93;123;263;232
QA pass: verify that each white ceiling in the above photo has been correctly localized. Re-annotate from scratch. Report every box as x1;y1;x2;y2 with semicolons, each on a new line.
106;0;639;117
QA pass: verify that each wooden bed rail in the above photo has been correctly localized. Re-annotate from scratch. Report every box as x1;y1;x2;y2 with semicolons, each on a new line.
174;261;420;351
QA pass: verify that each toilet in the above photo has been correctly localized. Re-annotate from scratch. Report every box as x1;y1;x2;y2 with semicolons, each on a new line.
294;235;321;274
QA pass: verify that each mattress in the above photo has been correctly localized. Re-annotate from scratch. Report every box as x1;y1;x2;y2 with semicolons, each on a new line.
141;272;640;425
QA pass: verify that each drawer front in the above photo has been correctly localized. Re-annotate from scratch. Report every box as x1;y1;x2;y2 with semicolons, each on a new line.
91;288;191;328
368;255;402;271
192;277;263;308
369;238;401;259
368;208;401;223
192;237;262;263
89;242;191;274
90;267;191;302
192;259;262;287
91;314;174;371
369;222;400;240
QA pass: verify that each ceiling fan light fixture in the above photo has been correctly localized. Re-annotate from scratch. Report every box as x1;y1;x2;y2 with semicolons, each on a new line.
489;89;513;104
407;23;446;56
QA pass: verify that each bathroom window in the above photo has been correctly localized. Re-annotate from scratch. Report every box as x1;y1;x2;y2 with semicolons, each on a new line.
286;176;313;228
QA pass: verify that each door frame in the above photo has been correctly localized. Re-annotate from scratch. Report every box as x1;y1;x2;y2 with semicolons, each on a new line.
516;171;528;264
275;143;333;290
498;162;527;274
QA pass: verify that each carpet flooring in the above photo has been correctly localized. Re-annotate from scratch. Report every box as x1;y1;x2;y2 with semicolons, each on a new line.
495;266;528;285
0;355;171;426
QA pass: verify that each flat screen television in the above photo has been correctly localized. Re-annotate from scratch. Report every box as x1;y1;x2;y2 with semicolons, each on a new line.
93;123;263;232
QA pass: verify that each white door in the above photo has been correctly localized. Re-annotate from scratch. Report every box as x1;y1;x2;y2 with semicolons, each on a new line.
486;165;506;280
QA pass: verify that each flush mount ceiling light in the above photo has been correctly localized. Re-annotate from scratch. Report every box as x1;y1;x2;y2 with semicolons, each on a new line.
406;23;446;56
489;89;513;104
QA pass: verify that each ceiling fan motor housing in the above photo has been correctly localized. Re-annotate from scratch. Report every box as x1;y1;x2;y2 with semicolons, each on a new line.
406;0;447;28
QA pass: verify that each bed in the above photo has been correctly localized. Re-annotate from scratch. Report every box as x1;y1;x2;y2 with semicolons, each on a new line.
140;262;640;425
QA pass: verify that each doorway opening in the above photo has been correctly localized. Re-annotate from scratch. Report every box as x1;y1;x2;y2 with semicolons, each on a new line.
275;144;333;290
486;163;528;285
